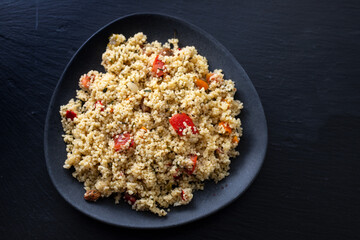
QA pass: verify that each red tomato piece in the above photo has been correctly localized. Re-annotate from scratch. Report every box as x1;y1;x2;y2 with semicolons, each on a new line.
151;55;165;77
169;113;199;136
186;155;197;175
113;133;135;151
65;110;77;120
124;193;137;205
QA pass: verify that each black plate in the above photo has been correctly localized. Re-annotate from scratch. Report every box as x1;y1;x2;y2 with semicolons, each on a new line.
44;13;267;228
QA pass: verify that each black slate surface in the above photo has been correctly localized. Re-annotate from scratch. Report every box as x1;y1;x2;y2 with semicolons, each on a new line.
1;0;359;239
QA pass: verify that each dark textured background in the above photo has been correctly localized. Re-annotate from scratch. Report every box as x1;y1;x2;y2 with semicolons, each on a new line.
1;0;359;239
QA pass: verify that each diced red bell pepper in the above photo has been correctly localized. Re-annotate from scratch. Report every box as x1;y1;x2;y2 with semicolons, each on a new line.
95;100;104;111
181;190;185;201
169;113;199;136
65;110;77;120
124;193;137;205
152;55;165;77
114;133;135;151
186;155;197;175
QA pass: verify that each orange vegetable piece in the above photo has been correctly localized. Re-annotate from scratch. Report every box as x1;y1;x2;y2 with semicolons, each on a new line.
232;136;239;143
219;121;232;134
195;78;209;90
206;72;223;84
81;75;91;89
206;73;214;82
141;126;147;132
222;99;230;109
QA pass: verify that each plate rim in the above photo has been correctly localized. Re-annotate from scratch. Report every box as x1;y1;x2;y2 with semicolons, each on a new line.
44;12;268;229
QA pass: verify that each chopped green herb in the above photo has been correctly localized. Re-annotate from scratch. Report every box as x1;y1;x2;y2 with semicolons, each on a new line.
103;87;108;93
144;89;152;93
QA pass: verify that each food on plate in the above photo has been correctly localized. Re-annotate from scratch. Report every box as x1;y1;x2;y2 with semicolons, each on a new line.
60;32;243;216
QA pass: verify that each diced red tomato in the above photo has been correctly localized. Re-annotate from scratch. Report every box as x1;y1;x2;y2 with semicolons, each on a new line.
124;193;137;205
169;113;199;136
152;55;165;77
81;75;91;89
65;110;77;120
95;100;104;111
186;155;197;175
114;133;135;151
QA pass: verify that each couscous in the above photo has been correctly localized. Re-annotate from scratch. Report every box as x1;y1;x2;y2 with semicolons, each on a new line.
60;32;243;216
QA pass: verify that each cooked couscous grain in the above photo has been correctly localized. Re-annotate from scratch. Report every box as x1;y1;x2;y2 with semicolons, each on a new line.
60;32;243;216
